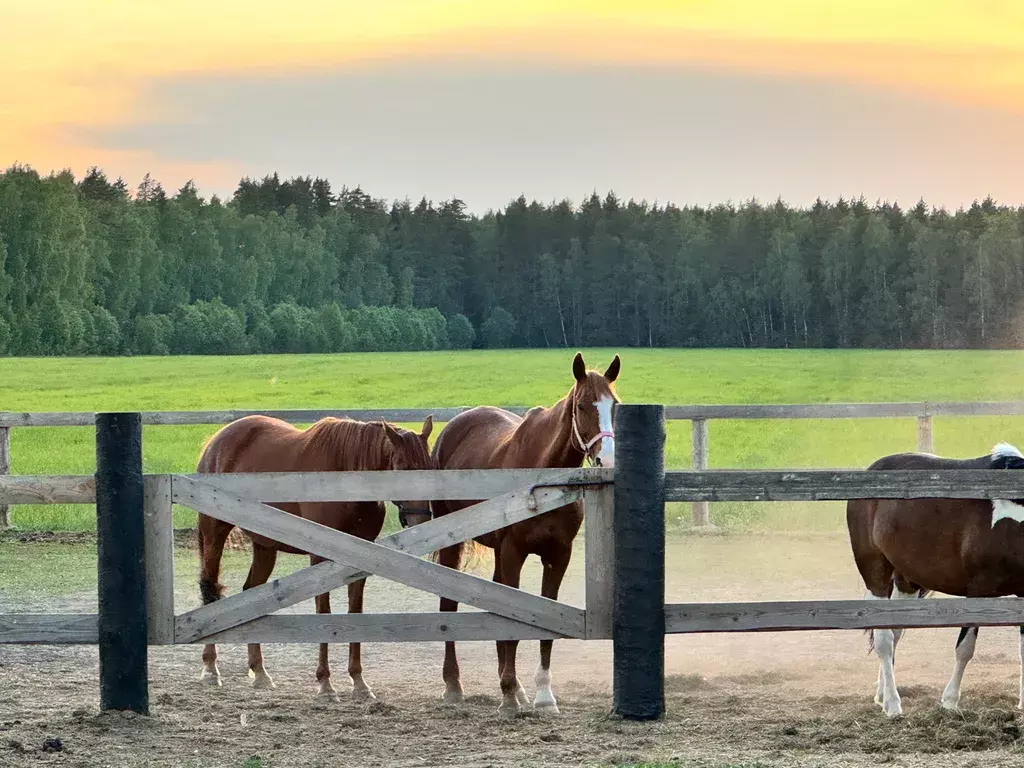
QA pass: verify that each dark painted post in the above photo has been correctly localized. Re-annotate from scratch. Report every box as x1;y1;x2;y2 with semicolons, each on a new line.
96;412;148;714
612;404;666;720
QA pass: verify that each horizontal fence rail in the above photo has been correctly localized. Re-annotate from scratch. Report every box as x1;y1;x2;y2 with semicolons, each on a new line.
4;400;1024;528
3;400;1024;427
665;598;1024;633
664;470;1024;502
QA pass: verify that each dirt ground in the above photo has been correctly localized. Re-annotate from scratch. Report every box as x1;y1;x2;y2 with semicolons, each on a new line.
4;532;1024;767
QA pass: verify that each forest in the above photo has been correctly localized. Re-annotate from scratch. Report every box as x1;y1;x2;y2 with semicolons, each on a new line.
0;163;1022;356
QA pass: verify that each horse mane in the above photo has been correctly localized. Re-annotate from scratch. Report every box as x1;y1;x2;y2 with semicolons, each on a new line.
990;442;1024;470
304;418;393;471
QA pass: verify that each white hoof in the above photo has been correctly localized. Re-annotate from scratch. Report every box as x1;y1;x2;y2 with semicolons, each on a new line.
442;689;464;705
199;668;222;687
498;699;521;719
316;681;340;702
940;695;960;711
249;669;276;690
1017;698;1023;711
515;684;530;708
534;700;560;715
882;698;903;718
352;686;376;703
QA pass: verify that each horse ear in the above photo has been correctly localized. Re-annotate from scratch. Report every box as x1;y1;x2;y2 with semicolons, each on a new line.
572;352;586;382
604;354;620;383
382;422;402;446
421;415;433;439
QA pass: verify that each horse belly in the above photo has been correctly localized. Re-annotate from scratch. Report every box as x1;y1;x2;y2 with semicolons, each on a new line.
872;502;970;594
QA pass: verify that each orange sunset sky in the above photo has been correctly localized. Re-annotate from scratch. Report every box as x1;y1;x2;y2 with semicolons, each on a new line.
2;0;1022;211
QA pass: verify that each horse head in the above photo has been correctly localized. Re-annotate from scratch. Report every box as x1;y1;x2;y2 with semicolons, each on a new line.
570;352;620;468
382;415;436;527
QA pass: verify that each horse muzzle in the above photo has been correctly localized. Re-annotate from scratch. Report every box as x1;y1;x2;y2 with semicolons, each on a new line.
396;502;432;528
586;431;615;468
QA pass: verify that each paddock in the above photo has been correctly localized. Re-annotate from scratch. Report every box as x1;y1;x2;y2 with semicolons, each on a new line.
4;404;1024;766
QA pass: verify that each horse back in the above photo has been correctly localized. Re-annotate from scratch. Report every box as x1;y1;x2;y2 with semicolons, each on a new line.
197;415;309;474
432;406;524;471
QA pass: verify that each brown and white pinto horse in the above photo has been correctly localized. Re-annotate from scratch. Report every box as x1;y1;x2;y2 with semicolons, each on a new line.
430;352;620;717
847;442;1024;717
195;414;435;701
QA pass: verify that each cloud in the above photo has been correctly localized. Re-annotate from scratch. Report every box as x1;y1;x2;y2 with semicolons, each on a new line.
70;63;1024;211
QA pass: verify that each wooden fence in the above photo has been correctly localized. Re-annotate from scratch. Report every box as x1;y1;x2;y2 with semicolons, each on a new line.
4;399;1024;528
5;406;1024;719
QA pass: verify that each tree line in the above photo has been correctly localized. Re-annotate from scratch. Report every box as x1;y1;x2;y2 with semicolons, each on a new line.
0;163;1022;356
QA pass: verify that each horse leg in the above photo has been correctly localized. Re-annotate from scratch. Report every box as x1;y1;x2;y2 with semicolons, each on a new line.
347;577;375;702
244;544;278;690
940;627;979;711
492;549;507;698
438;544;465;704
496;542;528;718
1019;627;1024;710
534;548;571;714
197;514;233;686
489;549;527;708
865;590;902;717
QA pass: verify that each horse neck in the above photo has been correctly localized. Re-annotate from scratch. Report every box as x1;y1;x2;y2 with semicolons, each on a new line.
515;392;585;468
316;420;394;472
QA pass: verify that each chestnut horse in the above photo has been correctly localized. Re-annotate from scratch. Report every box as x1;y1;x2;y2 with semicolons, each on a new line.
430;352;620;717
195;414;435;701
847;442;1024;717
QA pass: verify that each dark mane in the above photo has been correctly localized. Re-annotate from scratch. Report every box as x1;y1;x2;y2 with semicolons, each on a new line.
990;443;1024;470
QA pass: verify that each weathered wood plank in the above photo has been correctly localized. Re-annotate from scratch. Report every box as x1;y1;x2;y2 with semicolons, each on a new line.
917;415;934;453
665;469;1024;502
143;475;175;645
0;614;98;644
0;475;95;504
175;477;586;643
0;426;9;528
0;408;528;428
5;400;1024;428
173;477;586;638
690;418;710;526
199;612;562;644
584;487;614;640
186;467;611;502
664;402;1024;420
665;597;1024;633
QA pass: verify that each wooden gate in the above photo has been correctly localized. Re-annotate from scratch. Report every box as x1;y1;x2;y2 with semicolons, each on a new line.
143;467;615;648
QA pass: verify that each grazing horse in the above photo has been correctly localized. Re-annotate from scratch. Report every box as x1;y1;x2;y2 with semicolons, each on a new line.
847;442;1024;717
195;414;435;701
430;352;620;717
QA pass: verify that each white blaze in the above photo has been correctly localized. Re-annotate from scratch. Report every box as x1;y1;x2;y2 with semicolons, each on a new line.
595;396;615;467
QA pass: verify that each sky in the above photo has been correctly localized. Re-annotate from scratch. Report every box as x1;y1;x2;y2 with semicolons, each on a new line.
2;0;1023;212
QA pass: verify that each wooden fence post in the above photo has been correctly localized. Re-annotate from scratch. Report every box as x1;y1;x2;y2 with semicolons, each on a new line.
584;486;614;639
143;475;175;645
691;418;710;526
612;404;666;720
917;415;934;453
0;427;9;528
96;413;148;714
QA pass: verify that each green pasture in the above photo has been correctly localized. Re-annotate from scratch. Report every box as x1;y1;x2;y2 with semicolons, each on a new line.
3;348;1024;533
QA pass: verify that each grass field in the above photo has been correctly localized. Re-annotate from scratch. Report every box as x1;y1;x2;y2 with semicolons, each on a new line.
2;347;1024;532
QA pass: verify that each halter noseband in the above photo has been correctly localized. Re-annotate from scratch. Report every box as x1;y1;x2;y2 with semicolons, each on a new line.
395;500;431;527
571;393;613;467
